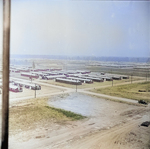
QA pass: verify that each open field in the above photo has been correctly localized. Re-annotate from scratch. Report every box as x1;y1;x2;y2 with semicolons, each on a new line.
91;81;150;102
59;118;150;149
7;93;150;149
39;76;145;90
8;97;85;135
85;66;150;77
0;60;150;148
9;85;64;99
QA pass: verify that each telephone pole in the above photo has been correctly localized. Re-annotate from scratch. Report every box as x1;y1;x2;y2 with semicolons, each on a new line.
76;80;77;92
1;0;11;149
35;83;36;98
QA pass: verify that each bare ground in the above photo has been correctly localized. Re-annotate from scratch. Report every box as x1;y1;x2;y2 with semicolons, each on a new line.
8;97;150;149
0;75;149;149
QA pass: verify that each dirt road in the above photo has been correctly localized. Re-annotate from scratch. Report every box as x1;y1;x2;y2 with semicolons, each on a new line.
9;96;150;149
79;90;138;104
5;76;147;105
1;77;149;149
59;119;150;149
35;79;146;104
9;108;150;149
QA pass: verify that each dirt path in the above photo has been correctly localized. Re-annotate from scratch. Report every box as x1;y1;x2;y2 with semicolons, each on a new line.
9;94;150;149
34;79;147;104
9;90;73;104
35;79;147;104
33;80;73;91
60;119;150;149
79;90;138;104
9;106;150;149
6;77;147;106
2;77;149;149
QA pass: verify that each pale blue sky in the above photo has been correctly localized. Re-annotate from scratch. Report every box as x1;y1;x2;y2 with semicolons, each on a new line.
0;0;149;57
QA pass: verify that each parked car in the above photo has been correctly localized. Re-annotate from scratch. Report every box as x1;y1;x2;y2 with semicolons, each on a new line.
141;121;150;127
138;100;148;105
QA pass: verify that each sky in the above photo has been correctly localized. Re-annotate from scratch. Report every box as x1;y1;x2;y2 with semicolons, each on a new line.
0;0;150;57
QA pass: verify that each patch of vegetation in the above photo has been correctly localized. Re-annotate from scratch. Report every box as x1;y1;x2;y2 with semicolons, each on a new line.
9;97;85;132
45;106;85;120
92;81;150;102
91;95;144;106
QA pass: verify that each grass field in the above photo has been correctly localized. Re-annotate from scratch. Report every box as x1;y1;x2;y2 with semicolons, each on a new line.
9;98;85;133
42;76;145;89
91;81;150;102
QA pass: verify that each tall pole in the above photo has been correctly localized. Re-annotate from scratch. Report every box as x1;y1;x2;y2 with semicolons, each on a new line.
131;74;132;84
1;0;11;149
148;69;149;81
35;83;36;98
76;80;77;92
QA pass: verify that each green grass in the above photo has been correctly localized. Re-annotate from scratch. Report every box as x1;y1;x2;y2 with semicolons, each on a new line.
92;81;150;102
42;76;145;90
45;106;85;120
9;97;85;132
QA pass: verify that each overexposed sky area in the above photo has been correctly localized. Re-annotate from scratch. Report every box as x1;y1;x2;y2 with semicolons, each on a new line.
0;0;150;57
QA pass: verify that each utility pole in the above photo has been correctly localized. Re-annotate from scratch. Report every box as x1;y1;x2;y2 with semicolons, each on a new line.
131;74;132;84
30;76;32;82
112;79;113;87
1;0;11;149
35;83;36;98
148;69;149;81
76;80;77;92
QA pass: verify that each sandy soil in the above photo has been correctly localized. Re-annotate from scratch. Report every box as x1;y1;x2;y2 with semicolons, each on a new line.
0;85;65;105
66;116;150;149
10;85;64;99
0;74;149;149
9;96;150;149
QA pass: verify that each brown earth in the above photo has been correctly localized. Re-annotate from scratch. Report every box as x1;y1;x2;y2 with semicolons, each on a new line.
0;74;149;149
8;97;150;149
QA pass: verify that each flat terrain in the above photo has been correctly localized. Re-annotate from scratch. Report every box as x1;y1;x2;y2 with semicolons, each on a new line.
91;81;150;102
38;76;145;89
0;85;65;105
7;93;150;149
0;67;150;149
9;97;84;133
